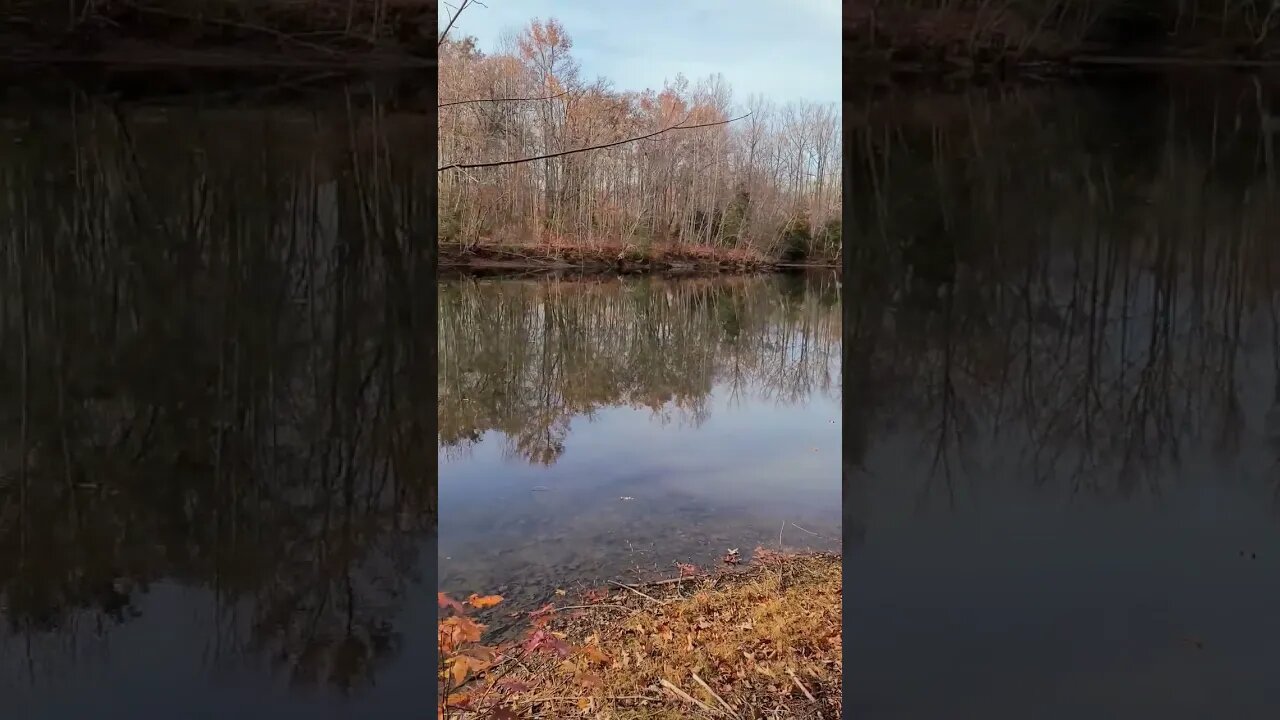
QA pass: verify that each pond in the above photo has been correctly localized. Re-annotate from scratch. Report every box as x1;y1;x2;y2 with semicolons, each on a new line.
2;74;434;720
847;73;1280;719
437;273;842;624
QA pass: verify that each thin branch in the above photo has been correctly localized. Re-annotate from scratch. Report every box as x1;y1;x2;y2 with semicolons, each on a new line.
438;90;568;108
438;112;751;172
439;0;484;47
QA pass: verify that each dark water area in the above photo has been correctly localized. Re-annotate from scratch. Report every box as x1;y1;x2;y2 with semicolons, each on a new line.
847;74;1280;718
1;79;433;719
437;274;842;622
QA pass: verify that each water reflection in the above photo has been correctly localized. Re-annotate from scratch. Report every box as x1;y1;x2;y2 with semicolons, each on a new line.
438;274;841;614
0;81;432;717
847;76;1280;718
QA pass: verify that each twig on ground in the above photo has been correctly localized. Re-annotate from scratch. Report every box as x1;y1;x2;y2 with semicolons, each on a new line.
692;672;741;718
554;603;637;613
788;670;817;703
524;694;657;704
660;678;719;715
609;580;668;605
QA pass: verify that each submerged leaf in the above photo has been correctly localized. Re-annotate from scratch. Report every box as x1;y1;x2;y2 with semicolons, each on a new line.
438;592;467;614
467;593;504;609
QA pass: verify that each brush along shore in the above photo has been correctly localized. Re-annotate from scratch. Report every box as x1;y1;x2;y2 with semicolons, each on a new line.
439;550;842;720
439;243;837;274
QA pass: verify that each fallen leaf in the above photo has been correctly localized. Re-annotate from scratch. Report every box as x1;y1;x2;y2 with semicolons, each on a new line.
449;656;471;686
675;562;699;577
495;678;530;694
523;628;572;658
443;691;471;709
438;592;467;614
440;616;484;648
581;645;610;666
467;593;504;609
554;588;567;597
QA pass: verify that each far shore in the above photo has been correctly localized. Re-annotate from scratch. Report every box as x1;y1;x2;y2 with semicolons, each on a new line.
438;244;840;276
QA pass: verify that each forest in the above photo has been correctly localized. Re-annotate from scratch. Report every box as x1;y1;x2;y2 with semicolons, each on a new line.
438;19;842;269
848;0;1280;71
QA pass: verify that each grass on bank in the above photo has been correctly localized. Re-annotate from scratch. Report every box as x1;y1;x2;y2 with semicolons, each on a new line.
439;550;842;720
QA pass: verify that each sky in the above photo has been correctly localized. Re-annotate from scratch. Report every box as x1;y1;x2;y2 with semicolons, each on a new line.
439;0;841;107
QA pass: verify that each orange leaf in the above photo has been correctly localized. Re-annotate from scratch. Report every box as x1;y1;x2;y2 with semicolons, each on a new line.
443;691;471;709
438;592;467;614
581;645;610;666
449;656;471;686
467;593;504;609
440;615;484;648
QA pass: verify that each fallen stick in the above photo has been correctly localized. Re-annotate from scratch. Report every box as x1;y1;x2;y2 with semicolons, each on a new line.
692;672;740;718
609;580;668;605
660;678;718;715
789;670;817;702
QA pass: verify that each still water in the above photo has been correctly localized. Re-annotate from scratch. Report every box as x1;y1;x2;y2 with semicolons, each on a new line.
848;74;1280;719
2;76;433;719
437;274;842;621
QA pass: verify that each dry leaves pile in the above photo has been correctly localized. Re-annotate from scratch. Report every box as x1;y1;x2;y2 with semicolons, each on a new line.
449;549;841;719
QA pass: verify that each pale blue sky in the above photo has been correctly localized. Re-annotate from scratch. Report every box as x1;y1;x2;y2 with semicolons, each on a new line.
439;0;841;106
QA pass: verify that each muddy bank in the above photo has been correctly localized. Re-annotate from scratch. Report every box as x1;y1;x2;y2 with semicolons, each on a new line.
439;244;838;276
845;1;1280;80
0;0;433;68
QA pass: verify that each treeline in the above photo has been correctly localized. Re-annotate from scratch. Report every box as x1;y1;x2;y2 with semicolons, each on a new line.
1;0;435;59
847;0;1280;63
438;20;842;265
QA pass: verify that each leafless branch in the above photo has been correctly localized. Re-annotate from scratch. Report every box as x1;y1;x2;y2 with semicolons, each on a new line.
439;0;485;47
438;112;751;172
438;91;568;108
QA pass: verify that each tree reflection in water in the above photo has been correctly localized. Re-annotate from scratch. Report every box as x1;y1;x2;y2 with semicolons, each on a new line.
0;80;431;695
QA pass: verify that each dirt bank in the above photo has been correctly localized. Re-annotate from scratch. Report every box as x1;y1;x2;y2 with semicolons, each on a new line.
439;243;838;276
845;1;1280;80
439;551;842;719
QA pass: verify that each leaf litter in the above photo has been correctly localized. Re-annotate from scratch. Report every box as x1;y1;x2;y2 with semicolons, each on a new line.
474;549;842;719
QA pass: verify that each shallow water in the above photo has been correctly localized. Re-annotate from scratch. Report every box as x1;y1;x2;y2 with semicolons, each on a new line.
437;274;842;617
1;77;433;720
847;75;1280;719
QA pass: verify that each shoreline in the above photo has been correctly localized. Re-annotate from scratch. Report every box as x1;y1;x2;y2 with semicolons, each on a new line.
439;551;842;719
0;1;433;71
438;245;839;277
844;3;1280;81
849;51;1280;81
0;44;431;71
